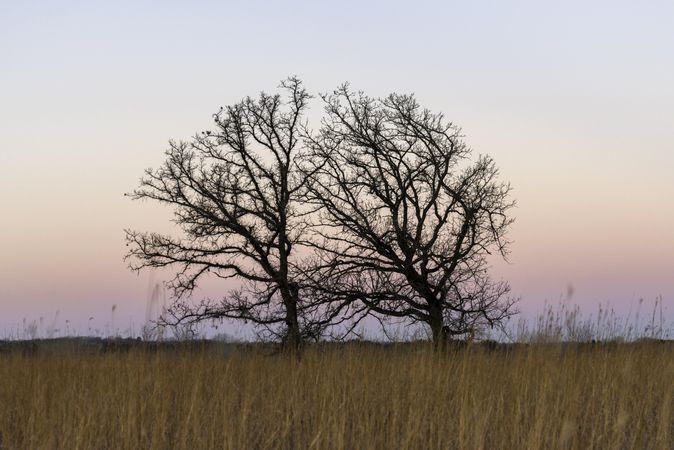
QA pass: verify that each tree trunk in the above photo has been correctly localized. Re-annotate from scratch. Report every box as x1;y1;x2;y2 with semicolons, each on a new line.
281;284;301;352
428;304;447;349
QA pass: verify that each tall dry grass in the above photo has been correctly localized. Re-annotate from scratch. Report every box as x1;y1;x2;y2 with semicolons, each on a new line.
0;341;672;449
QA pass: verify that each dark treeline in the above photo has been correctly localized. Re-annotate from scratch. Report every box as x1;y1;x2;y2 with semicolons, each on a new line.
125;78;516;350
3;337;673;357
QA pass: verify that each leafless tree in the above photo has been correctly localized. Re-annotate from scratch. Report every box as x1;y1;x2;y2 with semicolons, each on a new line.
125;78;316;350
302;85;517;345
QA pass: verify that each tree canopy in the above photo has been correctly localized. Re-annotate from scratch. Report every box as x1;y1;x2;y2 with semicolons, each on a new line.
126;78;516;347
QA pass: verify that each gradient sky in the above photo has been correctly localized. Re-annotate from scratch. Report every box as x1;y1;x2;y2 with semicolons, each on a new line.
1;0;673;337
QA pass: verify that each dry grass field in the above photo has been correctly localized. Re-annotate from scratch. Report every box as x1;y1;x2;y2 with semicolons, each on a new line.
0;340;672;449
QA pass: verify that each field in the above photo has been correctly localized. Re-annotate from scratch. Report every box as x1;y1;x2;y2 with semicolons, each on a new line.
0;339;672;449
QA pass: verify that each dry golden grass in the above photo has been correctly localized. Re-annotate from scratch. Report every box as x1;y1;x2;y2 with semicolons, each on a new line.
0;341;672;449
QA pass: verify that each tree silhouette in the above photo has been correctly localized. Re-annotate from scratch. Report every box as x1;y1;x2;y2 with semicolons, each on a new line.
125;78;517;347
302;85;517;345
125;78;314;350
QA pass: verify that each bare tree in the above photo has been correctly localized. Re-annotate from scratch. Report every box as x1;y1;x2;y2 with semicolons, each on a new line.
125;78;314;350
302;85;517;345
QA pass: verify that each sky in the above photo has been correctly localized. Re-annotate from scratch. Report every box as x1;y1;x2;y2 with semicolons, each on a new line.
1;0;673;337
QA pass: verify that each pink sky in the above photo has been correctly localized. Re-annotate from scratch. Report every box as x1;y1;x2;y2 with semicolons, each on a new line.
1;0;673;337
